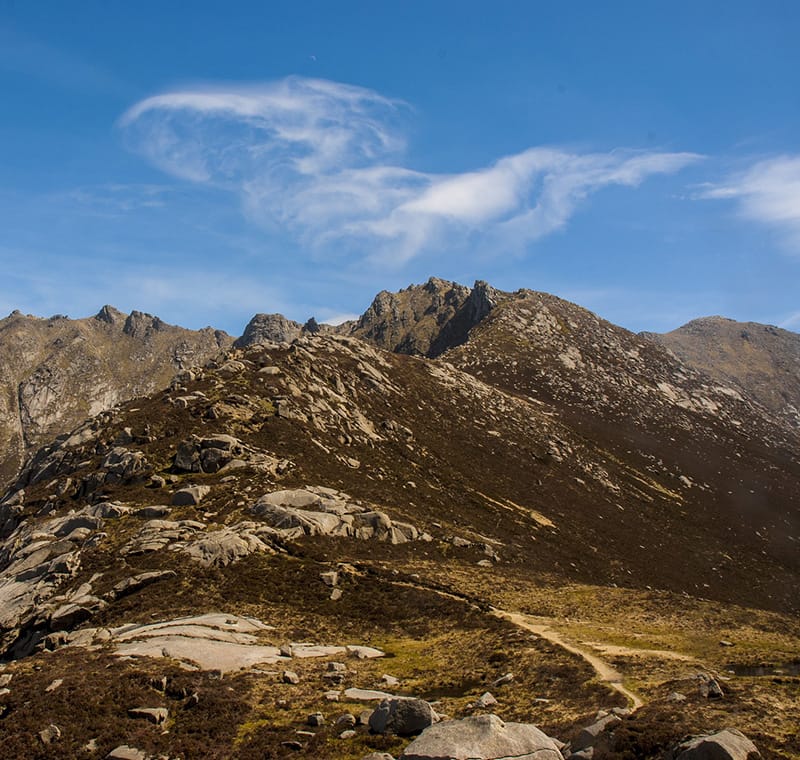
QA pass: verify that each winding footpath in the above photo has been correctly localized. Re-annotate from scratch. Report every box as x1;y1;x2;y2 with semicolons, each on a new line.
386;575;645;709
491;608;644;710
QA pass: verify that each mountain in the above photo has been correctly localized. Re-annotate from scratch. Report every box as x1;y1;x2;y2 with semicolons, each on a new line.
641;316;800;429
0;282;797;759
341;277;500;357
0;307;232;485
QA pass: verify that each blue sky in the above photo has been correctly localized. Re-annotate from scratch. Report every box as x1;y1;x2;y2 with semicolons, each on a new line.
1;1;799;335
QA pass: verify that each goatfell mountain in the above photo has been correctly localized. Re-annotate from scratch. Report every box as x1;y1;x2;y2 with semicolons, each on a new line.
0;279;797;759
642;316;800;430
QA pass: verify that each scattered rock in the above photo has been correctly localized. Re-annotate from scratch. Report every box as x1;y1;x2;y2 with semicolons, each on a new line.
106;746;149;760
475;691;497;709
346;645;385;659
572;713;621;752
38;724;62;744
336;713;357;729
171;485;211;506
283;670;300;684
698;673;724;699
345;687;400;702
307;712;325;727
369;698;436;736
45;678;63;692
491;672;514;688
320;570;338;587
127;706;168;725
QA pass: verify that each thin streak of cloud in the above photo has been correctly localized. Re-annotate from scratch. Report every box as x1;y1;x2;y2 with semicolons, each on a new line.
120;76;702;263
699;155;800;252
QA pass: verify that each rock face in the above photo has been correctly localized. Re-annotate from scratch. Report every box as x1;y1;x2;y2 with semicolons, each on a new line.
234;313;303;347
0;307;231;484
642;316;800;429
399;714;563;759
342;277;501;357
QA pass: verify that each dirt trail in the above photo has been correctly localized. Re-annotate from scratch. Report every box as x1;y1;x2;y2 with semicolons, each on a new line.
492;608;644;710
385;575;645;709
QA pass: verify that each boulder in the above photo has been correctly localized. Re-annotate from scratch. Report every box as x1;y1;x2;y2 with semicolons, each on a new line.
110;570;177;600
698;674;725;699
572;713;622;752
369;698;435;736
183;526;273;566
336;713;357;729
308;712;325;727
400;714;562;760
134;505;171;519
106;746;149;760
174;440;200;472
127;706;169;725
172;485;211;506
38;724;62;744
672;729;761;760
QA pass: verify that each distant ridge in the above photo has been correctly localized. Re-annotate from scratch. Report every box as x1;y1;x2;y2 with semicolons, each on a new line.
642;316;800;428
0;307;232;483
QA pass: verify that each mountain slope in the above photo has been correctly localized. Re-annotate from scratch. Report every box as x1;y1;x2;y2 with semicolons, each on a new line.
642;316;800;429
0;330;797;757
0;307;232;485
0;283;798;757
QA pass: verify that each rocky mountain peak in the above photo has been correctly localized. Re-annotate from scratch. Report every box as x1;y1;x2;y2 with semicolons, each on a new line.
122;310;166;339
642;315;800;427
234;313;303;348
344;277;504;357
94;305;125;325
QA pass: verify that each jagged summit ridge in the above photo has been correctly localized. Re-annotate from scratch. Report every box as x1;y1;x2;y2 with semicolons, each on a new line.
343;277;503;357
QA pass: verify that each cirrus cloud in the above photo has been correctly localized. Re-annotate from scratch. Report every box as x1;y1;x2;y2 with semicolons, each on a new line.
121;76;702;263
699;155;800;253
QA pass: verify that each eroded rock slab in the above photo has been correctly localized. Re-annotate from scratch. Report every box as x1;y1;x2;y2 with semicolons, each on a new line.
400;714;563;760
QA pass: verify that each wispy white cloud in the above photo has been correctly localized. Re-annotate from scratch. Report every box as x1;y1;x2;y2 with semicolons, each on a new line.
319;311;360;326
699;155;800;252
121;76;702;262
58;184;176;216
